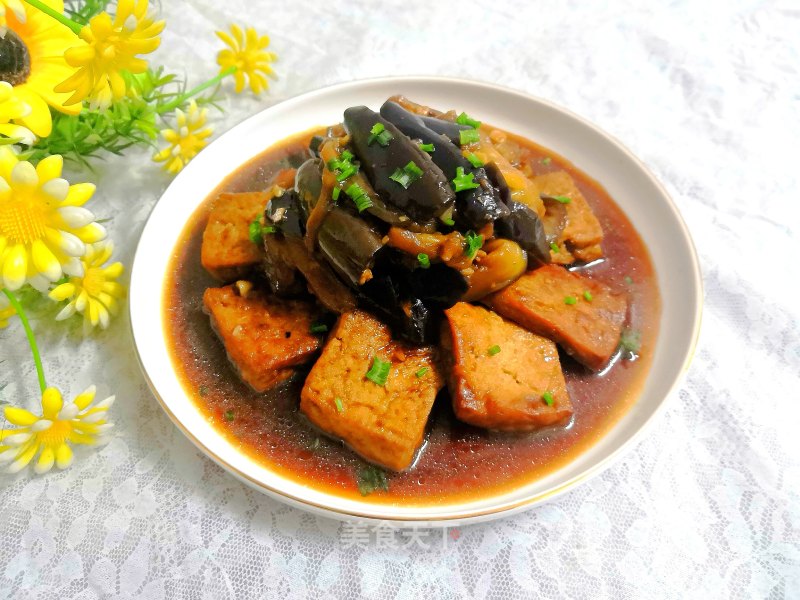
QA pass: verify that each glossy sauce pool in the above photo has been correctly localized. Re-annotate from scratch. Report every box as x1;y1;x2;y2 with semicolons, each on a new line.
164;128;661;505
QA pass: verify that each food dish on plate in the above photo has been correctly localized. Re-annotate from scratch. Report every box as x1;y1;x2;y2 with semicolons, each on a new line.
164;95;661;501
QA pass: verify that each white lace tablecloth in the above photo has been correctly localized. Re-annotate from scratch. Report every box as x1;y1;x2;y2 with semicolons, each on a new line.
1;1;798;598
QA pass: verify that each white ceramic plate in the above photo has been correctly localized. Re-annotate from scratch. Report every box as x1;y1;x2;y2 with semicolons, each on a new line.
130;77;702;526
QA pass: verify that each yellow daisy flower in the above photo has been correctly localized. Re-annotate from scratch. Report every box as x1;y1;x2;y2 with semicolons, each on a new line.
216;24;277;94
152;100;212;174
0;385;114;474
0;293;15;327
0;0;26;30
0;82;34;145
3;0;82;137
0;147;106;291
49;240;125;330
55;0;165;110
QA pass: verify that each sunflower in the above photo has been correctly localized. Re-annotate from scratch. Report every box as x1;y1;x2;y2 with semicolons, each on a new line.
2;0;81;137
0;0;26;31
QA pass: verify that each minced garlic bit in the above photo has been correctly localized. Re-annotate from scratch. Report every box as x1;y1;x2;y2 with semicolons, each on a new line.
234;280;253;298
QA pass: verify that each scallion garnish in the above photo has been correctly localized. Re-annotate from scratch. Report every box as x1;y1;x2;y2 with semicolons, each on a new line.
345;183;373;213
583;291;593;302
415;367;429;378
310;322;328;334
327;151;359;181
553;195;571;204
389;161;424;189
334;397;344;413
466;153;484;168
456;112;481;129
366;356;391;386
487;344;501;356
442;216;455;226
624;276;634;285
368;122;393;147
340;150;354;161
564;296;577;305
464;230;484;258
451;167;480;192
417;253;431;269
542;391;554;406
439;207;455;226
332;187;341;201
541;157;552;165
459;129;480;145
619;328;642;354
224;410;235;421
550;242;560;253
419;142;435;153
262;226;277;235
248;219;263;245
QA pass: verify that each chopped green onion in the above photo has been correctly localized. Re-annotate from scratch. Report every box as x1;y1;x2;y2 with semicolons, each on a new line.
564;296;577;305
619;328;642;354
368;122;393;146
415;367;429;378
224;410;235;421
327;151;359;181
340;150;354;161
624;276;634;285
366;356;391;386
442;217;455;226
261;226;277;235
459;129;480;145
542;391;554;406
199;385;209;397
466;153;484;168
336;165;357;182
417;253;431;269
248;219;263;244
439;207;455;226
553;195;571;204
332;187;341;201
390;161;424;189
456;112;481;129
357;465;389;496
419;142;435;153
464;230;484;258
550;242;560;253
487;344;501;356
583;291;593;302
541;157;552;165
310;322;328;334
451;166;480;192
334;397;344;413
345;183;373;213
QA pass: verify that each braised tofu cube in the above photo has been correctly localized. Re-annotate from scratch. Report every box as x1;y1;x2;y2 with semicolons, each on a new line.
486;265;627;370
201;192;270;281
300;310;444;471
203;285;323;392
441;303;572;432
534;171;603;264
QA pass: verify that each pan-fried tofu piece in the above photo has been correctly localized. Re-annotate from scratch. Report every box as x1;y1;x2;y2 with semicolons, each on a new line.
441;303;572;431
201;192;269;281
534;171;603;264
203;285;323;391
486;265;627;370
300;310;444;471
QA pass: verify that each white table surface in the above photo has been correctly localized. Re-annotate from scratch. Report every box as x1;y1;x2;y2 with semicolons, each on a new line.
1;1;798;598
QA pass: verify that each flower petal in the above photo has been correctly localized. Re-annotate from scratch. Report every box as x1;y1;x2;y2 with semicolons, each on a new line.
41;387;63;420
34;447;55;474
55;443;73;469
73;385;96;410
57;206;95;229
31;239;62;282
2;244;28;290
4;406;38;426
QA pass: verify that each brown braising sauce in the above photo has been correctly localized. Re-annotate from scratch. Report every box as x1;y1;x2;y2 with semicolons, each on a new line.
164;127;661;505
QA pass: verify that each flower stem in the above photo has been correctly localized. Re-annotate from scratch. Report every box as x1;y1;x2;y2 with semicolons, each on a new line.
22;0;84;35
157;67;237;115
2;289;47;393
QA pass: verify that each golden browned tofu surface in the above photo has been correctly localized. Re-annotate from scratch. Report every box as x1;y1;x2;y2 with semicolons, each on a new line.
203;285;323;392
533;171;604;264
486;265;627;370
300;310;444;471
442;303;572;432
201;192;269;281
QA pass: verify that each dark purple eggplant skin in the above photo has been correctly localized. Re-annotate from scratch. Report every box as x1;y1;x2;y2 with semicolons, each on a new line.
295;158;323;222
380;101;508;228
316;207;386;287
343;106;455;223
419;115;471;145
485;162;551;266
265;189;304;238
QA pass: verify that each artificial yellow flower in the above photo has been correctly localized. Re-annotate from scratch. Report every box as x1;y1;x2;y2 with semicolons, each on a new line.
0;385;114;474
216;24;277;94
0;147;106;291
55;0;165;110
49;240;125;330
0;293;15;327
0;81;34;145
0;0;26;30
3;0;81;137
152;100;212;174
